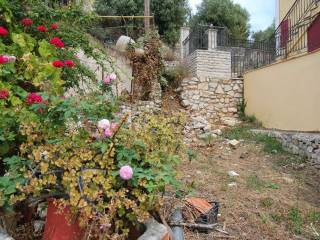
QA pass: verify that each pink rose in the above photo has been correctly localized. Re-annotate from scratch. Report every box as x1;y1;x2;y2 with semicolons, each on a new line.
119;165;133;180
111;123;118;131
109;73;117;81
104;128;113;138
103;76;111;85
98;119;110;129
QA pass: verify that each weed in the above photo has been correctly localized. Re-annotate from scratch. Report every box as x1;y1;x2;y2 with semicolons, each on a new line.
237;100;262;124
265;182;280;189
271;213;285;223
308;210;320;223
186;149;197;162
288;207;303;234
259;212;269;224
246;174;266;192
246;174;279;192
260;197;274;208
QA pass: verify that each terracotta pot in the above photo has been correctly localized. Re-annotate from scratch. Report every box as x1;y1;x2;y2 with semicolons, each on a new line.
43;200;84;240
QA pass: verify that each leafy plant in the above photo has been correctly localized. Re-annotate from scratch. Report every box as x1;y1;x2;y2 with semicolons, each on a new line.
162;64;189;90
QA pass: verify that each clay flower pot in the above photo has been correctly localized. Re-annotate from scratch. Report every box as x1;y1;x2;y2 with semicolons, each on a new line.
43;200;84;240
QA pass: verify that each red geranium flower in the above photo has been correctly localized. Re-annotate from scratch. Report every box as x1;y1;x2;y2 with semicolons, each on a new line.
64;60;75;68
37;25;47;32
0;26;8;37
49;37;65;48
52;60;64;68
51;23;58;30
0;55;9;64
26;93;43;105
0;89;9;99
21;18;33;26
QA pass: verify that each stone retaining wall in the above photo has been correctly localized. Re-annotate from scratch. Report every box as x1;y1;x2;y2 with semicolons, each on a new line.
252;129;320;168
180;77;243;121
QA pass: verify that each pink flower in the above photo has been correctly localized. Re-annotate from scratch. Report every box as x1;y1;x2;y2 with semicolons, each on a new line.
111;123;118;131
104;128;113;138
109;73;117;81
98;119;110;129
0;26;8;37
26;93;43;105
0;89;9;99
49;37;65;48
51;23;58;30
0;55;9;64
119;166;133;180
21;18;33;26
64;60;75;68
52;60;64;68
103;76;111;85
37;25;47;32
8;56;16;63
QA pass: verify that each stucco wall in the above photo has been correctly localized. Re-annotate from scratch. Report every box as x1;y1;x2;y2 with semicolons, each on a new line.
244;50;320;132
279;0;296;21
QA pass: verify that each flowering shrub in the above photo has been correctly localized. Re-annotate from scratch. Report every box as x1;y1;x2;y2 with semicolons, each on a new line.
0;2;183;239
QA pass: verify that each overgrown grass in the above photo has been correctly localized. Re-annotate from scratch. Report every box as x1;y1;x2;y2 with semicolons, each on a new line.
223;124;284;154
288;207;304;234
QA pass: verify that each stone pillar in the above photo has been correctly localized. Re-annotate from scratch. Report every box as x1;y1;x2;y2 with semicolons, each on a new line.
180;26;190;59
208;28;218;50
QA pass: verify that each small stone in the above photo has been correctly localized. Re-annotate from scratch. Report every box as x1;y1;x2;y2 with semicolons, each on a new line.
215;85;224;94
213;129;222;136
228;182;237;187
228;171;240;177
282;177;294;184
228;139;240;148
34;220;45;233
224;85;232;92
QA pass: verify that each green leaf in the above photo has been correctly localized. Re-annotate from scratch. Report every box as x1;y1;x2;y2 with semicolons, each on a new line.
38;40;56;58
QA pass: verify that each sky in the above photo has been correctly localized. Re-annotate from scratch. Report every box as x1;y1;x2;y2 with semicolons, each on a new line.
189;0;276;32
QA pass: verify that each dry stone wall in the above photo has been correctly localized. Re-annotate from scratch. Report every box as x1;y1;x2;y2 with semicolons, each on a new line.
251;129;320;168
180;77;243;119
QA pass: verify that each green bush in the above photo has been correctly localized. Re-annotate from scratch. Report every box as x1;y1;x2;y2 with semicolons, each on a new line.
162;65;189;89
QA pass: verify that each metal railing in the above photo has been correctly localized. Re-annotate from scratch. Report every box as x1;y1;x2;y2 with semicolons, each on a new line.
273;0;319;58
182;26;209;57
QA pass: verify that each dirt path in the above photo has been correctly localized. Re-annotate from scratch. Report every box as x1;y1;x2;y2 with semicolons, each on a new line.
178;139;320;240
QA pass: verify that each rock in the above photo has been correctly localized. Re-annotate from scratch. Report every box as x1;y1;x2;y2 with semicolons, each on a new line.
138;218;171;240
228;171;240;177
0;228;14;240
228;182;237;187
221;117;240;127
34;220;45;233
240;151;249;159
224;85;232;92
215;85;224;94
181;100;190;107
228;139;240;148
212;129;222;136
282;176;294;184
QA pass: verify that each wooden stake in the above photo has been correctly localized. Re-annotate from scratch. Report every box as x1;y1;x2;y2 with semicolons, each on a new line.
144;0;150;30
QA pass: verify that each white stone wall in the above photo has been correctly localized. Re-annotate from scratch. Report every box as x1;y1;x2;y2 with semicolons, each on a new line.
185;49;231;79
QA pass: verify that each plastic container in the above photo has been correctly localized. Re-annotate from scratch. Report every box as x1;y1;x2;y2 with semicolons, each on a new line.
43;200;84;240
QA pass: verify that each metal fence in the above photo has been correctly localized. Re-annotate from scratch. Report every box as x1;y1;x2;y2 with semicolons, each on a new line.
182;26;209;57
273;0;319;58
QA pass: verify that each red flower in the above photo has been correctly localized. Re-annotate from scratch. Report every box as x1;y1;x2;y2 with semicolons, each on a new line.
21;18;33;26
49;37;65;48
52;60;64;68
0;55;9;64
37;25;47;32
0;26;8;37
51;23;58;30
26;93;43;105
64;60;75;68
0;89;9;99
37;108;44;114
